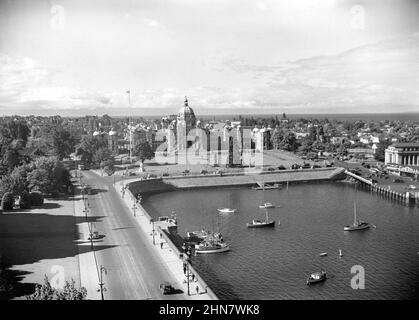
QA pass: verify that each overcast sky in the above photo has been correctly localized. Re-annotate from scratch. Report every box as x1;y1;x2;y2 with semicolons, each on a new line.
1;0;419;116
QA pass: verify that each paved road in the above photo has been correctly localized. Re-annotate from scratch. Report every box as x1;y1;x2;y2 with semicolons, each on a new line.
79;170;186;300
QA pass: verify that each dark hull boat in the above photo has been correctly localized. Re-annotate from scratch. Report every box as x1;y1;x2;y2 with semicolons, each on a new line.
306;271;327;285
247;219;275;228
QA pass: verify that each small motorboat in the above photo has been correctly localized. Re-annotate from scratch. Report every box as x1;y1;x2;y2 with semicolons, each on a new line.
306;271;327;285
319;252;328;257
218;208;237;214
258;203;275;209
339;249;343;257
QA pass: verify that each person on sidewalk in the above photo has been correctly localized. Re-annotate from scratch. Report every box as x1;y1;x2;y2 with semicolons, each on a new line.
196;285;199;295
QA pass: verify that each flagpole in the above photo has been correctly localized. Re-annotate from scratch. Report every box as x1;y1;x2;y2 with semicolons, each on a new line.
127;90;132;165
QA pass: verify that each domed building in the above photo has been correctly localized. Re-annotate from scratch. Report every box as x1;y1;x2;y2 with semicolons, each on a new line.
176;96;197;151
177;96;196;129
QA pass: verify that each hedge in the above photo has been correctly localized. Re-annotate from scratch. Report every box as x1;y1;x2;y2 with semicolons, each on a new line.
29;191;44;206
1;192;15;211
19;190;31;209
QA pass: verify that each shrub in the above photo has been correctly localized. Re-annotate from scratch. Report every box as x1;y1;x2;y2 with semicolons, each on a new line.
1;192;14;211
19;190;31;209
29;191;44;206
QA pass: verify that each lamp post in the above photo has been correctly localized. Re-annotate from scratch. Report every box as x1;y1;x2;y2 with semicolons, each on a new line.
182;243;190;296
132;200;136;217
150;218;155;245
98;265;107;300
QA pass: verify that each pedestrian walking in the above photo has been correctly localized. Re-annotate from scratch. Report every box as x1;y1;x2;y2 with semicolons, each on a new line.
196;285;199;295
160;242;163;249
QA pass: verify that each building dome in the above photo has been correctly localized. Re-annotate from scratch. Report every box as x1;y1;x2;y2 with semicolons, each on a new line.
178;96;196;118
177;96;196;128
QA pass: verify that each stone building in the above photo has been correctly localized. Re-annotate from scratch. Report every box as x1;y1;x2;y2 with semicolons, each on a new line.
385;142;419;166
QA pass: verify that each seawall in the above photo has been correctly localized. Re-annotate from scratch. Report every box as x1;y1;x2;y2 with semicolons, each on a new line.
127;167;345;194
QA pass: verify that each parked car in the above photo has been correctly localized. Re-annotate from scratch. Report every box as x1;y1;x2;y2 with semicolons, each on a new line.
311;165;321;169
408;185;417;190
277;165;287;170
393;178;404;183
200;170;208;175
291;164;301;169
267;167;275;171
159;282;175;295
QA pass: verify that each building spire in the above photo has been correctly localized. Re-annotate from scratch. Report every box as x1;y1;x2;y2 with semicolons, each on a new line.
184;96;188;107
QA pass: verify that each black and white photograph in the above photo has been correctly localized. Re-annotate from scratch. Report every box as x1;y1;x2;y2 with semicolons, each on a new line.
1;0;419;308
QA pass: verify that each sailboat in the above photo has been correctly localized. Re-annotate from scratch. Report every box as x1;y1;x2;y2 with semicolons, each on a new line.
344;202;370;231
247;207;275;228
195;210;230;253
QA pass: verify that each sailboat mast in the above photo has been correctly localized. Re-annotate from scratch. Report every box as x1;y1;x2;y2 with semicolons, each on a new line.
354;201;357;224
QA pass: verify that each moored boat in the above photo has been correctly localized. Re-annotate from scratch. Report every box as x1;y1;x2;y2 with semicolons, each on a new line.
344;202;371;231
258;202;275;208
218;208;237;214
247;219;275;228
306;270;327;285
194;241;230;254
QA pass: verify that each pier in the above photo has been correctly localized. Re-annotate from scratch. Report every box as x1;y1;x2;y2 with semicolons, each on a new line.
345;170;418;204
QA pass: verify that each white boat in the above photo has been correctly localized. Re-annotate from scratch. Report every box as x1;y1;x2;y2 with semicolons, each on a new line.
339;249;343;257
194;241;230;254
252;183;282;190
258;202;275;208
319;252;328;257
306;270;327;285
218;208;237;214
344;202;371;231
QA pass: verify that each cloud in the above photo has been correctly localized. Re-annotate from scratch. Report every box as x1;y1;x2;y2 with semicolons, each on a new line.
1;33;419;115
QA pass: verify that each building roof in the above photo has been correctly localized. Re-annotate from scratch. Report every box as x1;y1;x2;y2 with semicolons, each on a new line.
391;142;419;148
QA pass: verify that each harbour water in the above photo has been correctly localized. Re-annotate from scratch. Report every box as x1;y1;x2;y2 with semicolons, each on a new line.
143;182;419;299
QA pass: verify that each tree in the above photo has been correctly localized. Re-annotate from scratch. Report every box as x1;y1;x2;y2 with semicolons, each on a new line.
26;275;87;300
52;128;76;160
19;190;31;209
9;166;29;196
133;141;155;164
76;135;107;166
27;169;50;194
1;192;14;211
93;147;113;166
374;141;391;162
270;127;284;150
280;132;299;152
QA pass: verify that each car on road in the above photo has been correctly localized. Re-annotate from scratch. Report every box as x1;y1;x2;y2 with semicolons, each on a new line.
159;282;175;295
88;231;100;240
393;178;404;183
408;185;417;190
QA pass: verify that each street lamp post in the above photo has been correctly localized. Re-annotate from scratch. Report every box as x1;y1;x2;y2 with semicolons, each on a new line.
150;218;155;245
98;265;107;300
182;244;190;296
132;200;136;217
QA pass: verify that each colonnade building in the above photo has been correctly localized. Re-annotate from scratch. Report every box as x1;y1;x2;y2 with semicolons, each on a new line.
385;143;419;166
